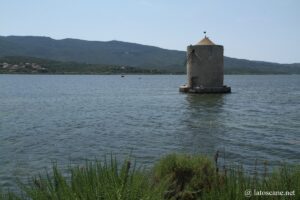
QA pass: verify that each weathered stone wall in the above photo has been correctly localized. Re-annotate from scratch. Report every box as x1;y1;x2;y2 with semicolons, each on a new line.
187;45;224;88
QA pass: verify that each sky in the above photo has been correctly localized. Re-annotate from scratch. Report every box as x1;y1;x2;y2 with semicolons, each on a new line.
1;0;299;63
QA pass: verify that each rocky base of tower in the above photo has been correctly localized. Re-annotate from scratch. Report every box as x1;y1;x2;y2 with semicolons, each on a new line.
179;85;231;94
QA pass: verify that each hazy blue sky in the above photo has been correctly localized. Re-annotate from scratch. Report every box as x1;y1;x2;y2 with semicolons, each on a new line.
1;0;299;63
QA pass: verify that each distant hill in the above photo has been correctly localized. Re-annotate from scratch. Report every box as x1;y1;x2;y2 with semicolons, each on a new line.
0;35;299;74
224;57;300;74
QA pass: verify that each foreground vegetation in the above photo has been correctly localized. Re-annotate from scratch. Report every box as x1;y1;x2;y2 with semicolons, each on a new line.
0;154;299;200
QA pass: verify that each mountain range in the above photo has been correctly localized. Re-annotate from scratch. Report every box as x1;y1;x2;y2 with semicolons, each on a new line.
1;35;299;74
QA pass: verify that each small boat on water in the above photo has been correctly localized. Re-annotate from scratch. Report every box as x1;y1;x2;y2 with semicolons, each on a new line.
121;74;125;77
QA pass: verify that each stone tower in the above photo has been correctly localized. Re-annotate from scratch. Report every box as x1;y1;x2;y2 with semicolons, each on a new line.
180;35;231;93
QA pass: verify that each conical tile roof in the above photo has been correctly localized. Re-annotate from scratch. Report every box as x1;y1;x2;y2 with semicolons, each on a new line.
197;37;215;45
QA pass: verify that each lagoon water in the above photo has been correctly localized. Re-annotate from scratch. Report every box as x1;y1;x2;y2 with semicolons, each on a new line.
0;75;299;188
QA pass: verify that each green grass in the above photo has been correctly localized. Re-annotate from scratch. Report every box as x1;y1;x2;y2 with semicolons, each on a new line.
18;157;165;200
0;154;299;200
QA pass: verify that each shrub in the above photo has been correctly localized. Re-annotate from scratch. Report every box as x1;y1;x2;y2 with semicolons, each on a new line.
153;154;218;199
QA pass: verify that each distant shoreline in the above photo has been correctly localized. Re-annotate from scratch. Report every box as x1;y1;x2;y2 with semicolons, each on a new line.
1;72;299;75
1;56;300;75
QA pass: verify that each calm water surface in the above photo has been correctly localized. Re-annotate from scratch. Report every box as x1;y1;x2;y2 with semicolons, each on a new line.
0;75;299;188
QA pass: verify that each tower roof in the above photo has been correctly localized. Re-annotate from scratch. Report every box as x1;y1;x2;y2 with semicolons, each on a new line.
196;36;215;45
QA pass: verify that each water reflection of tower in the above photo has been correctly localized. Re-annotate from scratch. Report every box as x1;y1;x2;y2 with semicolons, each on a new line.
177;94;226;156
